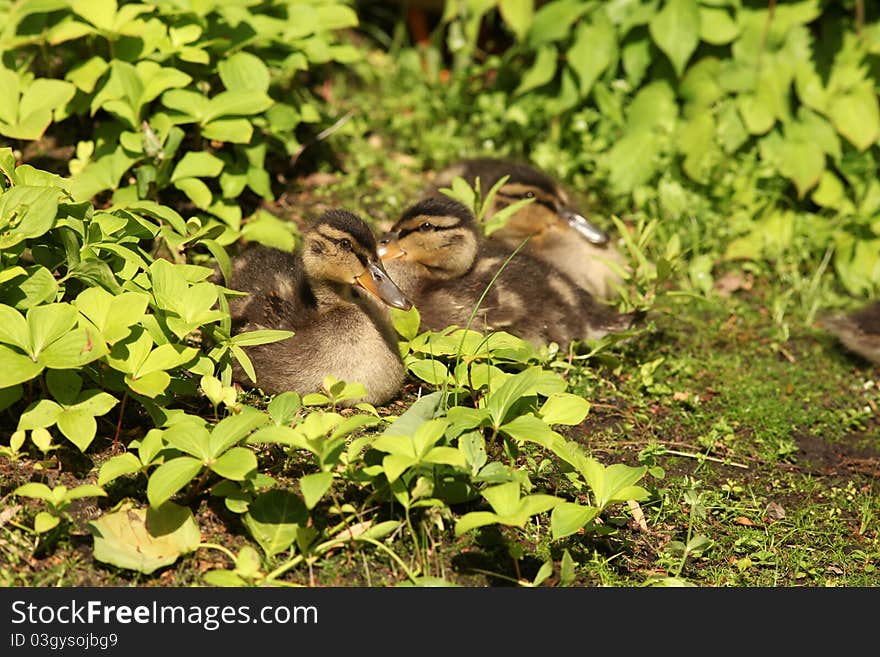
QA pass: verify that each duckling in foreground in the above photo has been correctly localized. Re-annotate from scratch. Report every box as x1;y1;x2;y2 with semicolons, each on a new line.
821;301;880;365
427;158;628;301
228;210;412;405
377;196;638;347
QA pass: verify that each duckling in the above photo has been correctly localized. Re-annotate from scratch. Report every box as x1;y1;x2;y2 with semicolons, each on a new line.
377;196;638;347
821;301;880;365
427;158;628;301
228;209;412;406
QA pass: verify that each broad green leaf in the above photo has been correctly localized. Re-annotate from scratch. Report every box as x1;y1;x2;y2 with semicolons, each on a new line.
34;512;60;533
482;481;523;516
218;52;270;93
454;510;501;536
486;366;542;426
203;91;274;123
0;304;30;351
98;452;143;485
699;6;738;44
125;370;170;397
208;407;268;457
568;17;615;96
500;414;568;457
146;456;203;507
528;0;590;45
27;303;77;357
201;119;253;144
268;391;301;425
170;151;225;182
299;471;333;509
65;484;107;501
551;502;600;540
210;447;257;480
136;343;198;377
498;0;533;41
75;288;150;344
606;129;661;194
0;345;41;388
0;185;61;248
173;177;212;209
229;329;295;347
14;482;53;499
18;399;63;430
407;358;452;385
1;265;59;310
539;393;590;426
39;327;106;369
243;490;308;557
779;139;825;198
514;45;558;96
391;306;420;341
56;407;97;451
649;0;700;76
163;423;211;460
829;85;880;152
90;502;201;574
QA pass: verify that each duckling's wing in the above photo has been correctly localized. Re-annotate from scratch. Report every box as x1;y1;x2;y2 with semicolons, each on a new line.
822;301;880;364
228;244;312;331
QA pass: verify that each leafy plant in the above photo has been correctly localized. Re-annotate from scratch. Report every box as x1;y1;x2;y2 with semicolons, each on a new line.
13;482;107;534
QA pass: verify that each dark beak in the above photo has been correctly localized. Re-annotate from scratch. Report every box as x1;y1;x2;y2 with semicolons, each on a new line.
355;260;412;310
377;233;406;260
559;208;610;245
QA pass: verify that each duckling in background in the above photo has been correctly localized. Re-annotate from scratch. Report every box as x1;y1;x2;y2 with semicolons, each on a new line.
378;196;639;347
821;301;880;365
427;158;628;301
228;209;412;406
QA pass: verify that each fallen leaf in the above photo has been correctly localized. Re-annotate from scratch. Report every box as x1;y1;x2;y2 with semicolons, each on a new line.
627;499;648;532
734;516;761;527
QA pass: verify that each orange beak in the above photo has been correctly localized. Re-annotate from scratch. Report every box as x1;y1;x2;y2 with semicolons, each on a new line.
355;261;412;310
377;234;406;261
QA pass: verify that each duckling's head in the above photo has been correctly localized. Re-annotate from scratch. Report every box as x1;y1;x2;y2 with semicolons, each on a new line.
487;162;610;246
302;209;412;310
378;197;479;280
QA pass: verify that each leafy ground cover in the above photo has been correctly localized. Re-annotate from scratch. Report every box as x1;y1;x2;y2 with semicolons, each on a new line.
0;0;878;588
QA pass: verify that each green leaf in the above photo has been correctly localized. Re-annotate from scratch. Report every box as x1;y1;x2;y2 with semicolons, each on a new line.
203;91;274;123
551;502;599;540
498;0;533;41
606;129;660;194
0;304;30;351
18;399;63;430
173;177;213;209
56;407;97;451
171;151;224;183
391;306;420;341
829;85;880;152
210;447;257;481
89;502;201;575
539;393;590;426
201;119;253;144
407;358;452;385
299;471;333;510
98;452;143;486
486;366;541;426
267;391;301;425
14;482;53;499
125;370;170;398
778;139;825;198
34;511;60;533
46;369;82;406
65;484;107;501
208;407;268;457
0;345;43;388
243;490;308;557
218;52;270;93
528;0;590;45
500;414;568;457
0;186;61;249
514;45;558;96
649;0;700;77
699;6;738;45
146;456;203;507
27;303;77;357
567;18;616;96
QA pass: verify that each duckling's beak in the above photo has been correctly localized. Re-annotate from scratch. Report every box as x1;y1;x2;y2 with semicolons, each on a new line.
377;234;406;260
558;208;610;245
355;261;412;310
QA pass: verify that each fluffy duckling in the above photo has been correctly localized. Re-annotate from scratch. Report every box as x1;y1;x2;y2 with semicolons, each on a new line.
428;158;627;301
821;302;880;365
228;210;412;405
377;196;638;347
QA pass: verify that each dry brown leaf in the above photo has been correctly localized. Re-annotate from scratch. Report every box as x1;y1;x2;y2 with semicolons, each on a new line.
627;499;648;532
714;271;753;297
734;516;761;527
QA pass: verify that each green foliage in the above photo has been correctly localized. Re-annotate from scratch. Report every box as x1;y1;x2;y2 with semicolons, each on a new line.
14;481;107;534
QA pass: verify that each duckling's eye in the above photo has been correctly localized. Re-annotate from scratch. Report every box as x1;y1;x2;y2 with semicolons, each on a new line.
524;191;535;199
339;238;352;251
419;222;433;232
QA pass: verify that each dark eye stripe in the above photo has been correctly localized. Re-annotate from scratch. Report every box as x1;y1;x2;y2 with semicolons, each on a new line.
497;191;555;211
324;233;370;266
398;222;458;239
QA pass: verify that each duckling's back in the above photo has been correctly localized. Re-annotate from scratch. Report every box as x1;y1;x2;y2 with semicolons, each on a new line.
823;301;880;364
